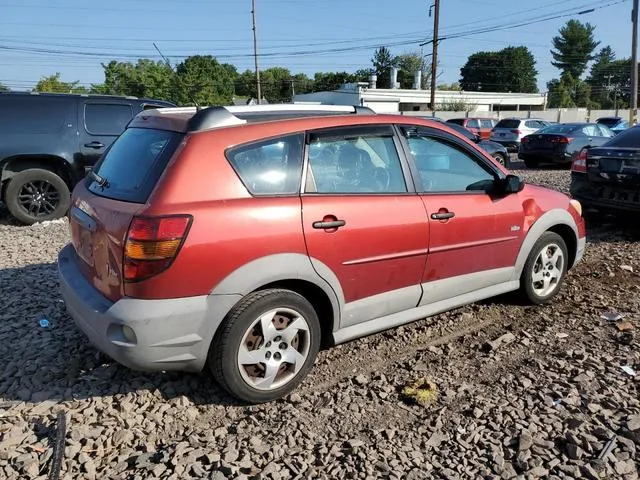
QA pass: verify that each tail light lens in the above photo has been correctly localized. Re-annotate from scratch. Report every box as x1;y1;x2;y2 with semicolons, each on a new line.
124;215;192;282
571;149;588;173
521;137;529;143
511;129;521;135
552;137;572;144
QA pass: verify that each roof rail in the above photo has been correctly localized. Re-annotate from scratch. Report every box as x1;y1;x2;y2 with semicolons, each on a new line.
139;104;374;132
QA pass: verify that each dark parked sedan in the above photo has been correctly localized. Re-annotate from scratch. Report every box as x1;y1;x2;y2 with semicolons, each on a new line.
570;125;640;216
518;122;615;168
438;120;511;167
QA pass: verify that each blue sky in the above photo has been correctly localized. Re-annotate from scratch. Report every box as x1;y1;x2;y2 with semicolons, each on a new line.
0;0;633;93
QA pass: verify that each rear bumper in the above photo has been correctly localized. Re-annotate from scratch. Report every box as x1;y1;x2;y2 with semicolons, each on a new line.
570;174;640;214
518;150;570;163
492;139;520;150
57;243;242;372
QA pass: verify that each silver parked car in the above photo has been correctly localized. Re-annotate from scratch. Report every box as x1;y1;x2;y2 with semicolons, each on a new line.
490;117;551;151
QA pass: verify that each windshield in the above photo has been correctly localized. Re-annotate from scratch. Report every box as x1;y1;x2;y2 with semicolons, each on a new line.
603;125;640;148
86;127;184;203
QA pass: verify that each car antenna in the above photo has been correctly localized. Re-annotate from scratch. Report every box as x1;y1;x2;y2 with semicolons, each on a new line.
153;42;201;111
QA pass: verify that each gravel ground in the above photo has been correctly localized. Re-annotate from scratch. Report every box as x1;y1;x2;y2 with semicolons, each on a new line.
1;167;639;480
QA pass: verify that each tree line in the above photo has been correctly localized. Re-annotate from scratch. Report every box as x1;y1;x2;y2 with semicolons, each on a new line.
0;48;427;106
1;18;634;110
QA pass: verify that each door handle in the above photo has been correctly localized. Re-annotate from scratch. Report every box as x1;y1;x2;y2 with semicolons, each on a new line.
312;219;346;229
431;211;455;220
84;141;105;149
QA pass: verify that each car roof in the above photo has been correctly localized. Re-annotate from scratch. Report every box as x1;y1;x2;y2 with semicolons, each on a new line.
0;91;175;105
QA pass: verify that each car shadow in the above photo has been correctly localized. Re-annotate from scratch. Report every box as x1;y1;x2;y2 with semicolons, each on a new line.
0;262;244;407
0;203;21;226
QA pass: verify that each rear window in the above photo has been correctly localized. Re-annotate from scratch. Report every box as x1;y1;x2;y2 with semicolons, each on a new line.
495;119;520;129
479;119;494;128
84;103;133;136
446;119;465;126
0;96;74;134
597;118;621;128
86;127;183;203
603;125;640;148
538;124;578;134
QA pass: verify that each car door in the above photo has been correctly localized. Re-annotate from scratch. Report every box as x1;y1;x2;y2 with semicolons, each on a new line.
301;124;429;328
77;100;135;175
398;124;525;305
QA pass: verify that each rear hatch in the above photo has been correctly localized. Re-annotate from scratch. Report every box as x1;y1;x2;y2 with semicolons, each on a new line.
491;119;521;141
586;126;640;189
69;127;184;302
524;133;570;151
586;147;640;187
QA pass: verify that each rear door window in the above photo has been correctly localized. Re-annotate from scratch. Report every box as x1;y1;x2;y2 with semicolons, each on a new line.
0;96;74;134
226;134;305;195
480;119;494;128
84;103;134;136
581;125;599;137
87;128;184;203
466;119;480;129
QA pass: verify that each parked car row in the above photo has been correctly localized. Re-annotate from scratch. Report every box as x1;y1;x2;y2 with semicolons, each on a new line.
57;103;587;403
0;92;175;224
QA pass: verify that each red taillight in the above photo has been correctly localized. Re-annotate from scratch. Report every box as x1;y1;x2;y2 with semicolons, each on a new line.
552;137;572;144
124;215;192;282
571;149;588;173
521;137;529;143
511;129;521;135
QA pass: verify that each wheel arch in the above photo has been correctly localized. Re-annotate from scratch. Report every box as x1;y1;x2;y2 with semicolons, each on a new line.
209;253;344;344
513;208;580;280
1;155;75;195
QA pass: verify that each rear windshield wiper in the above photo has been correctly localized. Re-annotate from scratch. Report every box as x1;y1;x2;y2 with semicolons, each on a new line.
88;170;109;189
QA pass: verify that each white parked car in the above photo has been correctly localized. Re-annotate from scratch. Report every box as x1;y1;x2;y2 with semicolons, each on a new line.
490;118;551;152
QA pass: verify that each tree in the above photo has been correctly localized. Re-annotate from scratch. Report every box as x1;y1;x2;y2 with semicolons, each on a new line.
34;73;87;94
395;51;430;89
371;46;396;89
437;82;461;91
459;46;538;93
260;67;294;103
0;82;9;92
313;71;359;91
94;59;175;102
546;73;596;108
550;20;599;79
587;46;619;108
174;55;237;106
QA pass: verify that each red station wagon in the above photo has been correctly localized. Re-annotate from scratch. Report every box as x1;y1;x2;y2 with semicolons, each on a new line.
58;104;587;403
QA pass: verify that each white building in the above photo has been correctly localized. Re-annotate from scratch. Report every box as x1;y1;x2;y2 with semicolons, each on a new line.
293;70;547;114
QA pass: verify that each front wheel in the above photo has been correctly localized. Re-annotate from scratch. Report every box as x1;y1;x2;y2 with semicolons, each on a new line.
4;168;71;225
519;232;568;305
209;289;321;404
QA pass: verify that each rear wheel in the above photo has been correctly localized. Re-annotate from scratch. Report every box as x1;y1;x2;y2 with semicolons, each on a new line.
209;289;321;404
519;232;568;305
5;168;71;225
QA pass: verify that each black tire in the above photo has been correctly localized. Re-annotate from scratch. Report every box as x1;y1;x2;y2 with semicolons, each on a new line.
492;152;509;168
209;288;321;404
5;168;71;225
523;157;539;169
519;232;568;305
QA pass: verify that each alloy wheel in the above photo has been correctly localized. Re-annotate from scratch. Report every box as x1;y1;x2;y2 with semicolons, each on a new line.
237;307;311;391
531;243;564;297
17;180;60;218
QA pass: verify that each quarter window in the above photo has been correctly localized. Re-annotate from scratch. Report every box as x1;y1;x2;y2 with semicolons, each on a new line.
84;103;133;135
402;128;496;193
226;134;304;195
306;126;408;194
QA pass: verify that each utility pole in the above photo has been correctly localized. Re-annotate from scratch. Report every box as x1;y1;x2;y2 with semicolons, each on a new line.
631;0;638;124
251;0;261;105
430;0;440;112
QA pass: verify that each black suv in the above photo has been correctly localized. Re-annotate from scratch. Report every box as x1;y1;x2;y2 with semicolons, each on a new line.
0;92;175;224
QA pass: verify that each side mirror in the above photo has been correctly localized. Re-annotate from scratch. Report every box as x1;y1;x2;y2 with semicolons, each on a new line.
503;174;524;194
